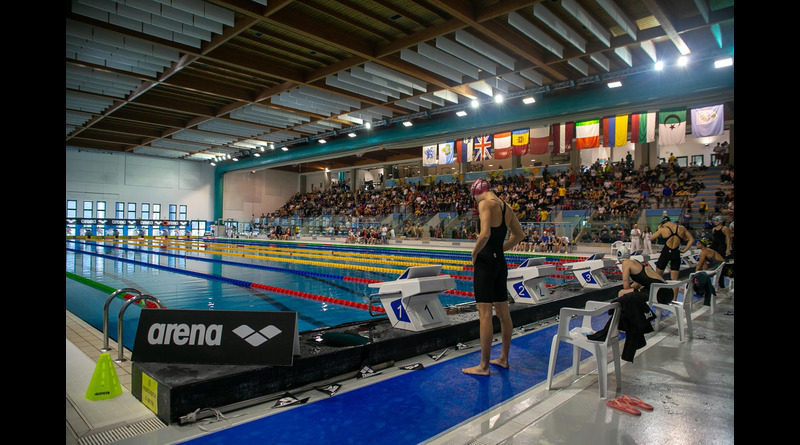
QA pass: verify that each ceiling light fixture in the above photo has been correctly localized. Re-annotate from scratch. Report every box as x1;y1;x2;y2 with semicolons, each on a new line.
319;139;327;143
471;99;479;108
403;121;413;127
677;56;689;66
348;132;357;137
714;57;733;68
494;94;504;103
281;146;289;151
654;60;664;70
607;81;622;88
523;97;536;104
456;110;467;117
365;122;371;129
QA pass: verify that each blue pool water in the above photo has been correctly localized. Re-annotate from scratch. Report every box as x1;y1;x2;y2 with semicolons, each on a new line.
65;238;573;351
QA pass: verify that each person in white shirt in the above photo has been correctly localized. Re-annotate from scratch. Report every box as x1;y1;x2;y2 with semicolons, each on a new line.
630;224;642;252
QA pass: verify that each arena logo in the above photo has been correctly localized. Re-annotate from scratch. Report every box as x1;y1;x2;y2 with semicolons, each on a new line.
146;323;283;347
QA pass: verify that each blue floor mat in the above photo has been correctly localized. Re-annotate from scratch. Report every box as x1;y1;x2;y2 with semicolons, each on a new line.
183;318;609;445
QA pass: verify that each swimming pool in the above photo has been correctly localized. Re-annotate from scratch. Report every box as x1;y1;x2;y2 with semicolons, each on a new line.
65;238;579;350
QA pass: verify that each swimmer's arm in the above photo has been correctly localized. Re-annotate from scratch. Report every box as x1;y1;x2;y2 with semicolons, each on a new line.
681;229;694;253
503;206;525;252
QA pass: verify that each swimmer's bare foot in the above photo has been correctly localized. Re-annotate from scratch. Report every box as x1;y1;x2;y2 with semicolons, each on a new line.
490;358;509;369
461;365;490;376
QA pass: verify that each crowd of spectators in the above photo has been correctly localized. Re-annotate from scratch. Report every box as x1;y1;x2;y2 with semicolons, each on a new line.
258;157;730;242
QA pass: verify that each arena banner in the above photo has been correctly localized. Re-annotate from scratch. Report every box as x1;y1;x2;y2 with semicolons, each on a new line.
132;309;299;366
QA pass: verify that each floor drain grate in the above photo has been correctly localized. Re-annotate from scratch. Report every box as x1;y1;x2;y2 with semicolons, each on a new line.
77;417;166;445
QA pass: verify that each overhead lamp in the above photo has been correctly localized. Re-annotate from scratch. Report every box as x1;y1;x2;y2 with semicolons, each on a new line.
607;81;622;88
522;97;536;104
471;99;479;108
677;56;689;66
210;161;216;166
253;152;260;157
365;122;371;129
654;60;664;70
403;121;413;127
319;139;327;143
269;143;275;150
494;94;504;103
348;132;357;137
714;57;733;68
232;157;239;162
456;110;467;117
281;146;289;151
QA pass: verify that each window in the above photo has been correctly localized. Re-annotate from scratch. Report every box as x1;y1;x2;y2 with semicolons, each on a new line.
153;204;161;220
179;205;187;220
83;201;93;218
127;202;136;219
169;204;177;221
691;154;705;167
97;201;106;219
142;203;150;220
67;200;77;218
116;202;124;219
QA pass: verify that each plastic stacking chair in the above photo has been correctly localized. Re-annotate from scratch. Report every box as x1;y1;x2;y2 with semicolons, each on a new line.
704;261;726;314
649;277;695;342
546;300;621;399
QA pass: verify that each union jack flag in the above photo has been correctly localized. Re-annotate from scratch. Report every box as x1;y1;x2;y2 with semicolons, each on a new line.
473;134;493;161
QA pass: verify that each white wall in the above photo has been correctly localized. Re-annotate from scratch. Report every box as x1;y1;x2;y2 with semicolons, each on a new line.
222;168;299;220
66;149;216;220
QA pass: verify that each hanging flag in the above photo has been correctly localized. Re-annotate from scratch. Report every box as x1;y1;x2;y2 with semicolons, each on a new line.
602;115;628;148
493;131;511;159
630;111;656;143
438;140;455;164
456;138;473;163
473;134;493;161
422;144;437;166
576;119;600;149
529;127;550;154
551;122;574;153
659;108;687;145
691;104;724;137
511;128;530;156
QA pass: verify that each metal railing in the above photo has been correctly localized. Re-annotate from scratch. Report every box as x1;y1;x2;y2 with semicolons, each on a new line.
101;288;164;362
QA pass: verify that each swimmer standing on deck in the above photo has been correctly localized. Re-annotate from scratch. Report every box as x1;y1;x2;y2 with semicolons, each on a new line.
462;178;525;376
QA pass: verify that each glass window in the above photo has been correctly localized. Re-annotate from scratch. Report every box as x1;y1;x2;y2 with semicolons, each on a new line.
127;202;136;219
169;204;177;221
67;200;77;218
116;202;124;219
691;154;705;167
153;204;161;220
97;201;106;219
142;203;150;220
83;201;93;218
179;205;187;220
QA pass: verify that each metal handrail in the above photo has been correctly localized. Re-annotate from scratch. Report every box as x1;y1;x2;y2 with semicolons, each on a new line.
115;295;164;363
101;288;142;352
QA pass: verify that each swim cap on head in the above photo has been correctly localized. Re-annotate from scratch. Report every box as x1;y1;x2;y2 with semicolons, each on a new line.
470;179;490;197
660;216;671;224
699;238;711;246
616;246;630;259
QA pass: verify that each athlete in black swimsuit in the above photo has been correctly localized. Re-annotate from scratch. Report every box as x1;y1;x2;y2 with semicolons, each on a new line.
651;216;694;283
462;179;524;376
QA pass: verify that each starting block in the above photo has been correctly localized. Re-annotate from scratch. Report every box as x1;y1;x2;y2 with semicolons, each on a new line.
368;265;455;332
569;253;617;289
507;258;557;304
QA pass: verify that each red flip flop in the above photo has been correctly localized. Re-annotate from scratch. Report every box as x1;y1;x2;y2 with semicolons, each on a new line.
606;398;641;416
620;395;653;411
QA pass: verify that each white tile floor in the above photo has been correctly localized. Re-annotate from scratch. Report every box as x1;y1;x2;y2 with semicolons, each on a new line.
67;286;734;445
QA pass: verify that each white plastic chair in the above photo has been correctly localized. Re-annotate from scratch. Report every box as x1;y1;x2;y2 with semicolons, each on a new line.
546;300;621;399
703;261;726;314
649;277;695;342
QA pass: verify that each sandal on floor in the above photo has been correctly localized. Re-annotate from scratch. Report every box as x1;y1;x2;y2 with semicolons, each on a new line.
606;398;641;416
620;395;653;411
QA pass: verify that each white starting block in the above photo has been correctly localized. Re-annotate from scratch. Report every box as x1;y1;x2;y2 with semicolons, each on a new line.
368;265;455;332
569;253;617;289
507;258;557;304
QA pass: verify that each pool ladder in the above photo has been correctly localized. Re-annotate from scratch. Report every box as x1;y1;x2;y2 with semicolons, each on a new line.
100;288;164;363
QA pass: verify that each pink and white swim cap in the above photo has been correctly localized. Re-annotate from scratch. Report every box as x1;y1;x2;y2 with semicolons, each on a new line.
470;178;490;197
